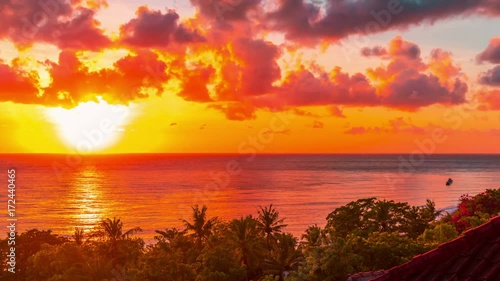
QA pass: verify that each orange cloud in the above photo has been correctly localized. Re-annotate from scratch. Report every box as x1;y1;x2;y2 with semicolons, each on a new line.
41;49;168;106
477;89;500;110
292;108;321;118
0;61;39;104
247;37;466;113
0;1;485;122
312;120;324;128
178;64;215;102
428;49;463;85
344;117;426;135
329;106;346;118
206;37;469;119
208;102;256;121
172;38;281;105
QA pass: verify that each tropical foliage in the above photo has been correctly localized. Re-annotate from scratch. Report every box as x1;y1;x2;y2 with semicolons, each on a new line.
0;188;498;281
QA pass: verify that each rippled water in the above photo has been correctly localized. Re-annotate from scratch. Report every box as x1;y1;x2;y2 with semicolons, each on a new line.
1;154;498;242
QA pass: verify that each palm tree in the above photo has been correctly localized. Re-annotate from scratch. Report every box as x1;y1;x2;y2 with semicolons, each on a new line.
73;227;85;245
228;215;266;280
257;204;287;249
301;225;323;247
372;200;394;232
93;217;142;267
155;228;187;244
263;233;303;281
98;217;142;244
182;205;218;248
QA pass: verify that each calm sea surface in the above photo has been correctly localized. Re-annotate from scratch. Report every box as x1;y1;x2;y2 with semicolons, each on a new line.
1;154;499;242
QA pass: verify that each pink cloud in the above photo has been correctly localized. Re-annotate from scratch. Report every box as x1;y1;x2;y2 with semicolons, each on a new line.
477;37;500;64
119;6;205;48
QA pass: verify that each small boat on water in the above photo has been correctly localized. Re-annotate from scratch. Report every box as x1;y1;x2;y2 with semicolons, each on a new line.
446;178;453;186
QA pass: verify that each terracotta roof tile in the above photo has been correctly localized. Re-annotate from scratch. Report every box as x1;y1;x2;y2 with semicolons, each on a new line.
370;216;500;281
482;260;500;279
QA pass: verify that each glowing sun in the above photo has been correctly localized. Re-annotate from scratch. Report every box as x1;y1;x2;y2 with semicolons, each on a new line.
46;98;134;153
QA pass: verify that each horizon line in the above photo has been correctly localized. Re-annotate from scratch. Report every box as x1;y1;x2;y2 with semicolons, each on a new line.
1;152;500;156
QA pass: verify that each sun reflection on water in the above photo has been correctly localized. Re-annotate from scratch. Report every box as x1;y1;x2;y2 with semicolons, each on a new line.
70;166;107;232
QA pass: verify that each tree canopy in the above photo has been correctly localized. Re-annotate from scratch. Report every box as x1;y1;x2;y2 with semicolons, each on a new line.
1;188;498;281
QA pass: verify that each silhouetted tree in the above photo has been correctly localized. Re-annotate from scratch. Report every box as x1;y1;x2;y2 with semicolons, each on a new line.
228;215;266;280
257;204;287;249
183;205;218;248
73;227;85;245
92;217;143;267
263;233;302;281
301;225;323;247
0;229;66;280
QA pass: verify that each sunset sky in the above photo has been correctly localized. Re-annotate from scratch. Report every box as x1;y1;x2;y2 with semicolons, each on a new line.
1;0;500;154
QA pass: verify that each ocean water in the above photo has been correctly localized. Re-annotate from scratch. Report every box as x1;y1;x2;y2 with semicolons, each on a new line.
1;154;499;241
